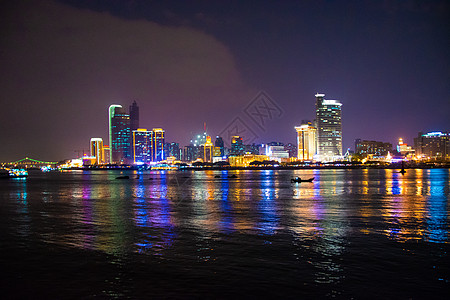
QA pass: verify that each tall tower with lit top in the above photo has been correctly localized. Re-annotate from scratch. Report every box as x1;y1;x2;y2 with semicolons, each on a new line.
315;93;342;160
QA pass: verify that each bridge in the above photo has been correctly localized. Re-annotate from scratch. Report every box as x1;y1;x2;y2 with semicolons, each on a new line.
1;157;58;168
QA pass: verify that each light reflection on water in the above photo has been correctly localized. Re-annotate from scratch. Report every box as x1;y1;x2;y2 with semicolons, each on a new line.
5;169;449;247
2;168;449;292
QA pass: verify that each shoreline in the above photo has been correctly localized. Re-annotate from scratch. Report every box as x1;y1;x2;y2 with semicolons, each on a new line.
74;164;450;171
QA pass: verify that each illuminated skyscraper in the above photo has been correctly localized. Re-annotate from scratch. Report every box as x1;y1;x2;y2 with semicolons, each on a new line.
133;129;151;164
203;136;214;163
215;136;225;156
103;145;110;164
183;145;198;162
129;100;139;131
315;93;342;159
90;138;104;164
151;128;165;162
230;136;244;156
165;142;181;160
295;123;316;161
109;105;131;164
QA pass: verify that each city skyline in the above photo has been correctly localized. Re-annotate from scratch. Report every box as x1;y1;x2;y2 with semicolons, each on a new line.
1;0;449;162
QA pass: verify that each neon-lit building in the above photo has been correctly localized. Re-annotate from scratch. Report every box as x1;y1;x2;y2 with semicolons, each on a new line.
133;129;151;164
90;138;104;164
151;128;165;162
228;154;270;167
230;136;244;156
295;123;317;161
109;105;131;164
414;131;449;160
103;145;110;164
315;93;342;160
202;136;214;163
215;136;225;157
165;142;181;160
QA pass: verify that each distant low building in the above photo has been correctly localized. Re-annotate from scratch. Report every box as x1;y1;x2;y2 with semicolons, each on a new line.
397;138;415;156
228;154;270;167
265;145;289;162
355;139;392;157
414;131;449;160
284;143;297;158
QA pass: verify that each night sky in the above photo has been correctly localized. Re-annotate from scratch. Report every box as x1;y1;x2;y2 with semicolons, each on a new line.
1;0;449;162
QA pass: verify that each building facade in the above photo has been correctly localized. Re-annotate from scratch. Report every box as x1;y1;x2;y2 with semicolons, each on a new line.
133;129;151;164
151;128;165;162
414;131;449;160
202;136;214;163
354;139;392;157
109;105;131;164
165;142;181;160
230;136;245;156
129;101;139;132
215;136;225;157
90;138;104;165
315;93;342;160
295;123;317;161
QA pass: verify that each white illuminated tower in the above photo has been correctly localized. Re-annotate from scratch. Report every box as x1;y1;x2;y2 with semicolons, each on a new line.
315;93;342;160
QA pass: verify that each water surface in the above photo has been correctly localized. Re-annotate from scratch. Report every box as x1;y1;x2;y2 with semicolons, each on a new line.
1;169;449;298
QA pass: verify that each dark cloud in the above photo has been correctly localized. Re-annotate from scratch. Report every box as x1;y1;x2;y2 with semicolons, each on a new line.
0;0;252;161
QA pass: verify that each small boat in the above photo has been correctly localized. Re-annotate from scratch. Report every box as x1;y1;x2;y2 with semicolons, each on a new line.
214;175;221;178
228;174;238;178
291;177;314;183
116;175;130;179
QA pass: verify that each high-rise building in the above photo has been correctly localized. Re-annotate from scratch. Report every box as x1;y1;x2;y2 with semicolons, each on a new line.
190;132;207;147
414;131;449;160
165;142;181;160
183;145;199;162
129;101;139;132
151;128;165;162
133;128;151;164
109;105;131;164
230;136;244;156
315;93;342;159
90;138;104;164
203;136;214;163
103;145;110;164
295;123;317;161
215;136;225;156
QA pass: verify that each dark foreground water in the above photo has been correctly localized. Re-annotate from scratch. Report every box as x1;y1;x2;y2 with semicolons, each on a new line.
1;169;449;299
